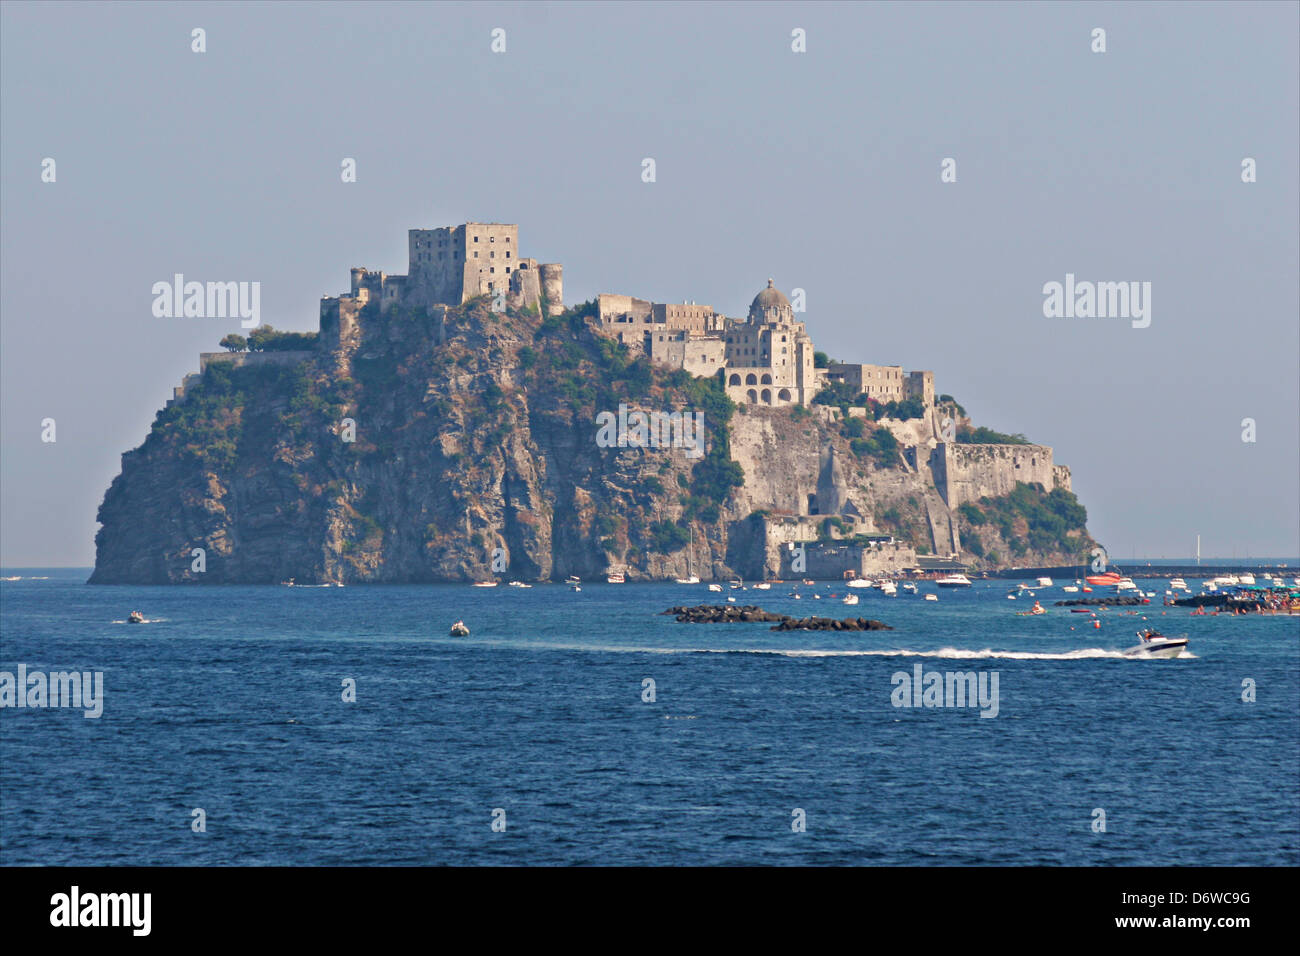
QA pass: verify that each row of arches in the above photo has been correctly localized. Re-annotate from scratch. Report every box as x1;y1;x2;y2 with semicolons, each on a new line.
729;373;773;386
744;388;793;404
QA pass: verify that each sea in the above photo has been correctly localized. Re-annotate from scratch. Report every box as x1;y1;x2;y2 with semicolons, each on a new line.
1;568;1297;866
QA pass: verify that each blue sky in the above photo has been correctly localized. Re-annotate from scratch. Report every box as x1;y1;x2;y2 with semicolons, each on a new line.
2;1;1296;565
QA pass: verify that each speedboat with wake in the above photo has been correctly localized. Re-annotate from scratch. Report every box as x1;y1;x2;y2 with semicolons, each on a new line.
1122;629;1188;659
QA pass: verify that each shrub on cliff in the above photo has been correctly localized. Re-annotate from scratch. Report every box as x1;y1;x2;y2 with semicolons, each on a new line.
649;520;691;553
957;425;1031;445
246;325;318;352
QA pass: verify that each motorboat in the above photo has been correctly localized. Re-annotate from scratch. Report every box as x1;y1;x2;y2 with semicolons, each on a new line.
1036;577;1053;587
449;621;470;637
1016;601;1047;616
901;582;918;594
924;593;939;602
472;580;498;588
1237;573;1256;586
1086;571;1122;586
128;611;146;624
674;576;700;585
1062;585;1079;593
935;574;972;588
565;576;581;585
1122;629;1188;659
707;583;723;592
507;581;532;588
1169;578;1188;590
753;583;771;590
842;594;859;605
879;581;897;596
607;572;626;584
846;578;873;589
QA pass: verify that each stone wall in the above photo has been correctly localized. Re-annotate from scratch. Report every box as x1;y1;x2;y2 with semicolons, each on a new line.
931;442;1059;509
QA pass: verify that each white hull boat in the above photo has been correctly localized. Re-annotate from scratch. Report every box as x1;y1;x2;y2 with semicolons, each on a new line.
1123;630;1188;659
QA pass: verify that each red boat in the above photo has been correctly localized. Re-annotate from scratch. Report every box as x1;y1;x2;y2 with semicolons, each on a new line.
1086;571;1123;586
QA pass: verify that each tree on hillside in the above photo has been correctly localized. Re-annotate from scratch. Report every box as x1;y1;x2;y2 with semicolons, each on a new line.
219;333;247;352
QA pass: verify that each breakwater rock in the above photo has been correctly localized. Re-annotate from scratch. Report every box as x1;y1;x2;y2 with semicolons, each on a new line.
663;605;788;623
1054;596;1149;607
771;616;893;632
663;605;892;631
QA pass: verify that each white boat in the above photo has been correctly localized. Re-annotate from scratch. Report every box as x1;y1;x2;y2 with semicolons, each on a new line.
901;582;918;594
1169;578;1188;590
707;583;723;592
879;581;897;596
507;581;531;588
727;596;736;603
935;574;972;588
1036;577;1053;587
565;575;581;585
846;578;873;589
842;594;859;605
1062;585;1079;593
924;593;939;602
449;620;470;637
753;583;771;590
1122;629;1188;659
472;581;498;588
1116;578;1138;591
606;571;626;584
674;576;700;584
1237;573;1256;586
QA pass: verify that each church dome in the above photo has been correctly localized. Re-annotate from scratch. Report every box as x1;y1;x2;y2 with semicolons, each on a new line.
749;278;793;323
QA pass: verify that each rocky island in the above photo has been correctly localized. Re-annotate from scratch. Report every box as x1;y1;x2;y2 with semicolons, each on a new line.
90;221;1098;584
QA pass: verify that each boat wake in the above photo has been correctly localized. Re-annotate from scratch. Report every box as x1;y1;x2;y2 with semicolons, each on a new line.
431;638;1195;660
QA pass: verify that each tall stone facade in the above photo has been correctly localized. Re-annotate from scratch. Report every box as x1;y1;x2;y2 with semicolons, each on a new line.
320;222;563;335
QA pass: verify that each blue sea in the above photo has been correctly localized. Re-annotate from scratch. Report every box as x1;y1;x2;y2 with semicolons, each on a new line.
2;569;1297;866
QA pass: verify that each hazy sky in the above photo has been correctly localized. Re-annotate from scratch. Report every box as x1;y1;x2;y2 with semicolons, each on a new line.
2;1;1297;566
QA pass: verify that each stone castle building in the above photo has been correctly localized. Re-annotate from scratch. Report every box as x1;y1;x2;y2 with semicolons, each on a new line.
320;222;563;351
597;278;930;412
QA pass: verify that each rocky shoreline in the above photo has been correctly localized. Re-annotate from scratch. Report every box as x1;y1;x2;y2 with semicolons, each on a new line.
663;605;892;631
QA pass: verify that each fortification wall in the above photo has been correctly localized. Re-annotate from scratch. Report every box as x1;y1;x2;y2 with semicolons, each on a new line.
1053;464;1072;493
932;442;1058;509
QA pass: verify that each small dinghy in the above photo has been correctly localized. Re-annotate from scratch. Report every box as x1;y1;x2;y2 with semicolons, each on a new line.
842;594;859;605
128;610;146;624
449;620;470;637
1122;629;1187;659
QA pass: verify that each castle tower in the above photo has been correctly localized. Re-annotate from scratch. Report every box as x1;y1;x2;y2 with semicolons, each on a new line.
539;263;563;316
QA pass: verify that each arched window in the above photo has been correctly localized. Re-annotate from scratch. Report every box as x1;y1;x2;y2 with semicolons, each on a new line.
745;373;757;385
728;374;741;386
761;389;771;404
778;388;792;402
746;389;758;403
761;374;772;385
